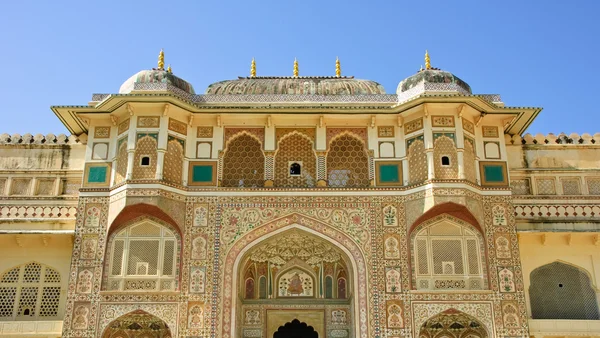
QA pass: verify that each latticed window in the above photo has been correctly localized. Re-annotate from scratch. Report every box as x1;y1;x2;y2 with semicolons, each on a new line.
530;262;599;319
326;135;370;187
222;134;265;187
0;262;62;320
107;220;178;291
414;220;485;290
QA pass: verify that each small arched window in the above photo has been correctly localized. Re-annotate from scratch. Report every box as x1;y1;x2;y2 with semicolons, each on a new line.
106;220;178;292
0;262;62;320
413;218;485;290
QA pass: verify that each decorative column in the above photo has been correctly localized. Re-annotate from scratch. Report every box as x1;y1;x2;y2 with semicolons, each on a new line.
455;109;466;179
125;116;137;180
264;151;275;187
155;114;169;180
316;151;327;187
423;109;435;180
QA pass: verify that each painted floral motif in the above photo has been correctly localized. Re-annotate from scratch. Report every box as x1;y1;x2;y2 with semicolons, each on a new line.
190;267;206;293
386;301;403;328
244;309;260;325
193;205;208;227
502;301;520;328
191;235;207;260
76;269;93;294
84;206;100;227
80;236;97;260
384;235;400;259
71;304;89;330
331;309;348;325
495;234;511;259
499;268;516;292
385;268;401;293
383;205;398;227
492;204;507;226
188;305;203;329
220;207;370;250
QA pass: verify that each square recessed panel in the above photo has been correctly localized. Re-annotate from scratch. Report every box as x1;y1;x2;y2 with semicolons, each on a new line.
376;161;403;186
188;161;217;186
479;161;508;186
83;163;111;187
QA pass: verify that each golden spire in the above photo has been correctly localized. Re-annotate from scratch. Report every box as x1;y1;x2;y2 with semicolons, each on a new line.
425;50;431;70
335;57;341;77
167;64;172;73
158;49;165;70
250;58;256;77
293;58;299;77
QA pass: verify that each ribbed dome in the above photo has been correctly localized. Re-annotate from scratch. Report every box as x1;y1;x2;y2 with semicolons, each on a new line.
397;68;471;95
119;69;195;94
205;76;386;95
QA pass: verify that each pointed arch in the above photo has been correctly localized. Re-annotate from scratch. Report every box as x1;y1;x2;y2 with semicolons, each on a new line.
103;204;182;292
274;131;317;188
101;310;172;338
221;132;265;187
326;133;370;187
530;261;599;319
410;212;488;290
222;213;368;338
419;308;488;338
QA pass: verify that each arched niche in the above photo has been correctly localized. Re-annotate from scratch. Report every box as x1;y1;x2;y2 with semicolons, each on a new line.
419;308;488;338
223;217;368;338
410;213;487;290
101;310;172;338
238;229;350;300
529;261;599;319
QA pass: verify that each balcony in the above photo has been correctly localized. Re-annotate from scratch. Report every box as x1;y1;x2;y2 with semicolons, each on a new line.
529;319;600;336
0;321;63;337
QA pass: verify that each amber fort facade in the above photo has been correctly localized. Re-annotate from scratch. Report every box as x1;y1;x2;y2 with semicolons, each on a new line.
0;52;599;338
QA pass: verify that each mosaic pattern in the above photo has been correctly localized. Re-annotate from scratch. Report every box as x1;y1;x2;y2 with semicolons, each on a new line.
164;137;184;184
94;126;110;138
118;119;130;135
561;177;581;195
326;134;370;187
221;133;265;187
114;137;128;184
274;132;317;187
587;177;600;195
168;117;188;135
60;190;527;338
197;126;213;138
404;118;423;134
433;136;458;179
431;116;455;127
536;178;556;195
137;116;160;128
132;134;158;180
462;118;475;134
463;137;477;183
407;138;427;184
378;126;395;138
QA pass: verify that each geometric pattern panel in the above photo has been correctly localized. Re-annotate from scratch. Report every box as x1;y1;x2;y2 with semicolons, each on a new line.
274;133;317;188
326;134;370;187
221;134;265;188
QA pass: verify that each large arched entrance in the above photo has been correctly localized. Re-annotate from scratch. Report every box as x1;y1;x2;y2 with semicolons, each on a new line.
273;319;318;338
222;214;368;338
418;308;487;338
101;310;172;338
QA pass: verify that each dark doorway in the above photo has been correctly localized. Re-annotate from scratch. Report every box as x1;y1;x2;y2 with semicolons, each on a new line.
273;319;318;338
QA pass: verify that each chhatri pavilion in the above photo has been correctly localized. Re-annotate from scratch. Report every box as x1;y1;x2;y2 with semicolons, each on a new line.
0;50;598;338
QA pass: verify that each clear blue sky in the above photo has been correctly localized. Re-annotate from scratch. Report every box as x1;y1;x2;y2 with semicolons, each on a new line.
1;0;598;135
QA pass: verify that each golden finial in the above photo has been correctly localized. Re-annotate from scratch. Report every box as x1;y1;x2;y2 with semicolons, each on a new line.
425;50;431;70
250;58;256;77
167;64;172;73
335;57;341;77
158;49;165;70
293;58;299;77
